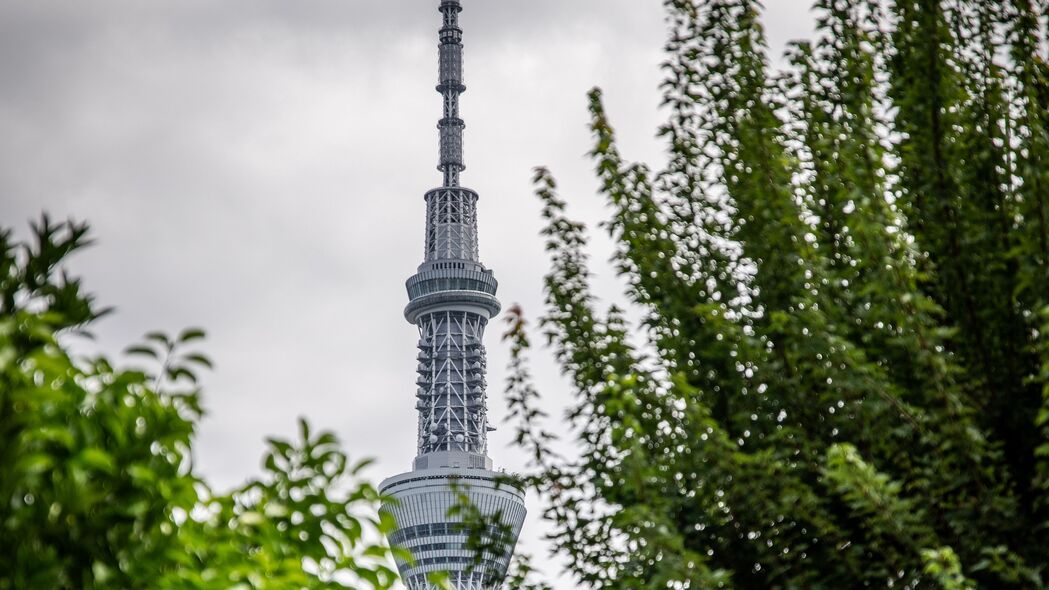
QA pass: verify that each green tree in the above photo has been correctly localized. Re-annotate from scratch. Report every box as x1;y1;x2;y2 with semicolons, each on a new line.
507;0;1049;587
0;217;401;589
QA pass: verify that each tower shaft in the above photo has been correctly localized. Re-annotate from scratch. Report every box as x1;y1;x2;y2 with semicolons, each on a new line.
380;2;526;589
409;0;495;465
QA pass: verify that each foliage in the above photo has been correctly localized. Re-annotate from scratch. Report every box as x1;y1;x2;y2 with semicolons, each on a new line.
508;0;1049;588
0;217;398;589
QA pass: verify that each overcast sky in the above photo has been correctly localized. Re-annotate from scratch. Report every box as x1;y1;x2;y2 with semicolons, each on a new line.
0;0;815;585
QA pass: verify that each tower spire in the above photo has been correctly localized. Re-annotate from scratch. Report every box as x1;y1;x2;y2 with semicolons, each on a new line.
438;0;465;187
380;2;526;589
406;0;497;463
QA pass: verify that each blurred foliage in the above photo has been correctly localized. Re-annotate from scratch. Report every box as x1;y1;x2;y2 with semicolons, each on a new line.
505;0;1049;588
0;216;399;589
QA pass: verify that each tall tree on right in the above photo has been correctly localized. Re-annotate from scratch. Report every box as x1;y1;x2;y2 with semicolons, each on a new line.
506;1;1049;587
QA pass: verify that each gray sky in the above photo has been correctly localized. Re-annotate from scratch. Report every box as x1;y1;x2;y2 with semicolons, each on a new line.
0;0;815;585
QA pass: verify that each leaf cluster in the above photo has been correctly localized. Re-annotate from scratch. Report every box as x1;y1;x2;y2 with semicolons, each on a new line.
506;1;1049;588
0;218;398;589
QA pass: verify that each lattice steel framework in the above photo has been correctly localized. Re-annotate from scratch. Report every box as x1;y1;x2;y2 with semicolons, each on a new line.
415;310;490;455
425;187;478;262
380;2;525;590
437;0;466;188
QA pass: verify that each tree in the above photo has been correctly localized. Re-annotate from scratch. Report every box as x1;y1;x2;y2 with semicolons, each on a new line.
0;217;401;589
507;0;1049;587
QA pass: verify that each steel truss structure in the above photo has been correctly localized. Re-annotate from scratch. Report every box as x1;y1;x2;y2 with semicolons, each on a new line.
415;310;490;456
380;2;526;589
425;187;479;262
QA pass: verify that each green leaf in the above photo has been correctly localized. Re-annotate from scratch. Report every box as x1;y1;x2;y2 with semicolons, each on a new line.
351;457;377;476
166;366;197;384
34;426;75;449
124;345;159;359
128;464;156;483
144;331;172;348
177;328;206;343
183;353;213;369
0;346;16;372
77;448;116;474
18;453;55;476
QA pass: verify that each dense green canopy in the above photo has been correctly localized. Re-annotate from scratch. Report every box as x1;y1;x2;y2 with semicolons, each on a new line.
506;0;1049;588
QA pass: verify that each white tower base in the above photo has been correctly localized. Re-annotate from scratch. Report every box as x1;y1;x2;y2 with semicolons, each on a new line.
381;468;526;590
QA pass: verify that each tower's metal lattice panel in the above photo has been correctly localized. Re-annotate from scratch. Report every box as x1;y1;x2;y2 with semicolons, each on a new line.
415;310;490;456
438;0;466;187
425;187;479;261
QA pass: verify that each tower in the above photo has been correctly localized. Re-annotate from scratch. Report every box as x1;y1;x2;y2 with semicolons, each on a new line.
379;2;526;589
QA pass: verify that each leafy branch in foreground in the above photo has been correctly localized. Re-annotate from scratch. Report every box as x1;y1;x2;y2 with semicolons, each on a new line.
504;0;1049;588
0;217;398;589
